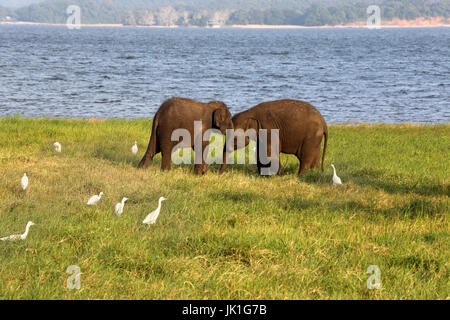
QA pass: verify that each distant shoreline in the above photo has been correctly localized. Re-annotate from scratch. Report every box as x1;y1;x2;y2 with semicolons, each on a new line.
1;19;449;29
1;117;448;126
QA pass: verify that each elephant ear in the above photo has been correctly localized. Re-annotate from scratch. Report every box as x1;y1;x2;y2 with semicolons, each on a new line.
213;109;226;127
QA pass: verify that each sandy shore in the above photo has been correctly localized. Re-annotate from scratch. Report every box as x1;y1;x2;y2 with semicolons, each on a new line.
1;17;449;29
229;23;450;29
230;17;450;28
229;24;450;29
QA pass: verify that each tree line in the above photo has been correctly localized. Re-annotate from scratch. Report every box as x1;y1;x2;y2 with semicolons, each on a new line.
1;0;449;26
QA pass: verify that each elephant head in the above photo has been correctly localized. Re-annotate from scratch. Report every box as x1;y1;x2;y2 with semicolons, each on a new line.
219;113;260;175
210;101;234;136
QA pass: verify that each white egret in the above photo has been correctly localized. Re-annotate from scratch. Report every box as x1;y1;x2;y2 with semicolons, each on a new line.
53;142;62;152
331;164;343;186
21;173;28;191
131;141;138;155
87;192;104;206
143;197;167;225
114;197;129;216
0;221;36;241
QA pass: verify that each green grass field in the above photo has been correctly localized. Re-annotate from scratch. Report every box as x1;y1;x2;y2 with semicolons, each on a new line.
0;117;448;300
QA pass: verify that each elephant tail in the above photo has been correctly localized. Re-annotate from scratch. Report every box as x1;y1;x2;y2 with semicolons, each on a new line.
321;125;328;172
138;114;159;168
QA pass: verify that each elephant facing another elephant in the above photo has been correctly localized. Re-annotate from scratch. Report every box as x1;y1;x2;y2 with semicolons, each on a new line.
219;99;328;176
138;97;234;175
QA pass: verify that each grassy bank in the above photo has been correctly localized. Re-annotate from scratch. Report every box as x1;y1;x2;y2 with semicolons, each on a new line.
0;117;448;300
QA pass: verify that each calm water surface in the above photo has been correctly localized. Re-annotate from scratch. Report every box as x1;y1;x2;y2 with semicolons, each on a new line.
0;25;449;123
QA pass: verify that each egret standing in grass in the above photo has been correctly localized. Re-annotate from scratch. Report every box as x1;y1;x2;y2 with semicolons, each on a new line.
21;173;28;191
0;221;36;241
331;164;343;186
143;197;167;225
87;192;104;206
53;142;62;153
114;197;129;216
131;141;138;155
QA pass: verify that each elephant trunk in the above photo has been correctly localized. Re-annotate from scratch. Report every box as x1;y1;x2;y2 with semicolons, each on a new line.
219;135;236;174
219;144;228;175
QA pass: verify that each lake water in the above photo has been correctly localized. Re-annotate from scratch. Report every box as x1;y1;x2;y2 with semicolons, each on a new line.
0;25;448;123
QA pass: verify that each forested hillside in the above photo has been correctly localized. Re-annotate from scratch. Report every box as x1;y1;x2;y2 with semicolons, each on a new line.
0;0;377;10
1;0;449;26
0;0;41;8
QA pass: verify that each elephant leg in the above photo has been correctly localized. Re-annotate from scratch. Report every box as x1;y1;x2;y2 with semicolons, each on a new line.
297;156;303;176
298;139;321;176
194;141;209;175
271;137;282;175
312;152;321;169
296;146;306;176
160;144;173;172
257;154;281;176
194;163;208;175
298;154;312;176
308;138;322;170
194;163;204;175
269;140;282;176
256;140;266;176
139;153;150;169
277;156;283;175
139;137;160;169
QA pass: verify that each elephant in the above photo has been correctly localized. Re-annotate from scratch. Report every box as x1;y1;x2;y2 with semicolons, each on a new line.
138;97;233;175
219;99;328;176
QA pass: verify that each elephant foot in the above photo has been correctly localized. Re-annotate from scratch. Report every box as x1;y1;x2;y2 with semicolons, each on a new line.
194;164;208;176
138;154;154;169
298;168;310;177
138;161;148;169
